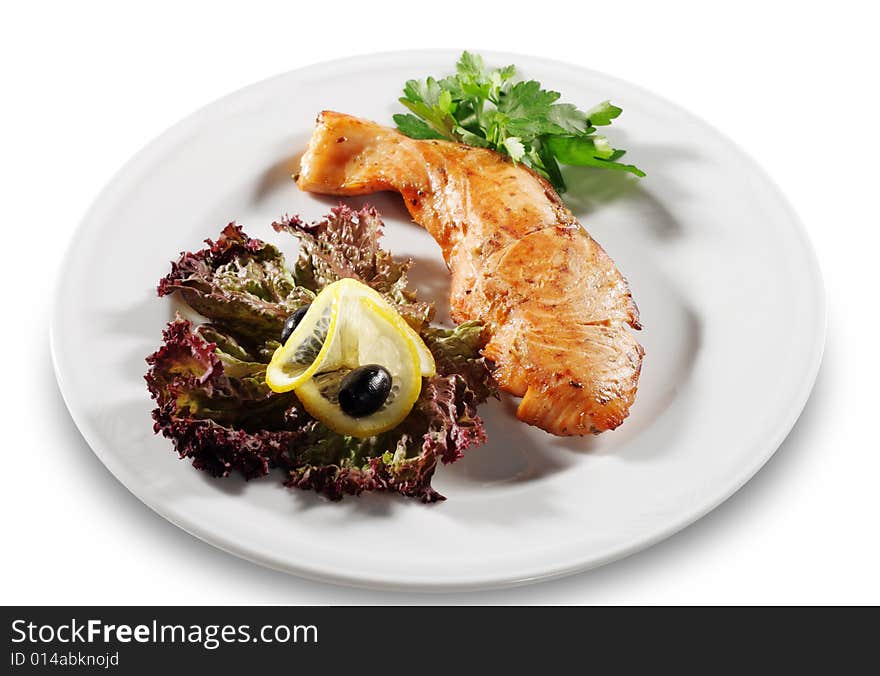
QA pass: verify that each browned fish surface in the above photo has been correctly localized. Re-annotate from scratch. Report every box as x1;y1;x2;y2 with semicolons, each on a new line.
297;111;643;435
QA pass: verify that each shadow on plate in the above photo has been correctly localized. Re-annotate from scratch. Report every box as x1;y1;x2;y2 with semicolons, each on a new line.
440;396;583;488
251;146;306;204
562;166;683;240
405;255;451;325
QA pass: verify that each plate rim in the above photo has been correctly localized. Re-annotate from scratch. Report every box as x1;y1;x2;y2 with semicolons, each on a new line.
50;49;827;591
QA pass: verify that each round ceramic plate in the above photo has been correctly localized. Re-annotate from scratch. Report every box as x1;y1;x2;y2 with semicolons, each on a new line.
51;51;824;590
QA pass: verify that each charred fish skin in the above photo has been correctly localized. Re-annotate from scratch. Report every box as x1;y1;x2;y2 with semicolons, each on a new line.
298;111;643;436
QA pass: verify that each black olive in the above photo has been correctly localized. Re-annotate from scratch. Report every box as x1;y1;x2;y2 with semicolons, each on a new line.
280;305;310;344
338;364;392;418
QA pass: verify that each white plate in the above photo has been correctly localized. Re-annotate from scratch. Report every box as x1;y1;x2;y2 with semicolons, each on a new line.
51;51;825;591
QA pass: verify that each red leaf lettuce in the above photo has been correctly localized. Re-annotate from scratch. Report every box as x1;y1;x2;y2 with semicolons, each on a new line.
147;205;495;502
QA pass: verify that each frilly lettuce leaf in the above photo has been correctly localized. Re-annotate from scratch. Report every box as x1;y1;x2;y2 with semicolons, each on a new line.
145;317;303;479
157;223;313;344
422;321;498;403
147;206;494;502
272;205;434;329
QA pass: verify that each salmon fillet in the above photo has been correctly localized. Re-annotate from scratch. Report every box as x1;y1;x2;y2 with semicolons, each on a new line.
297;111;644;435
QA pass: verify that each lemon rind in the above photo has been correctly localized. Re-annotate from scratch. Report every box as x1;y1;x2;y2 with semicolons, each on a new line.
265;293;340;393
294;295;423;438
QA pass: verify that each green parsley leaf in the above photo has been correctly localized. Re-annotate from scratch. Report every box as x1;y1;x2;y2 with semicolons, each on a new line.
502;136;526;161
393;52;644;191
456;127;492;148
533;137;567;192
392;114;446;140
546;104;592;135
456;51;488;82
545;136;646;177
585;100;623;126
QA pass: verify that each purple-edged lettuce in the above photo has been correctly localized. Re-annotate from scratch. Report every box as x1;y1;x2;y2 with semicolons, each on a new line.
272;207;433;329
158;224;313;343
146;205;495;502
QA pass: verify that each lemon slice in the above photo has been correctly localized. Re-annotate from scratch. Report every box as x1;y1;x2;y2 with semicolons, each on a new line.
266;279;435;437
339;279;435;377
264;285;340;393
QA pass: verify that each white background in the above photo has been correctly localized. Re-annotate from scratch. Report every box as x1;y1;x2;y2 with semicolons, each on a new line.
2;0;877;605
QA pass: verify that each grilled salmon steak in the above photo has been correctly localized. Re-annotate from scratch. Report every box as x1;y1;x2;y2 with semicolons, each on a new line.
297;111;644;435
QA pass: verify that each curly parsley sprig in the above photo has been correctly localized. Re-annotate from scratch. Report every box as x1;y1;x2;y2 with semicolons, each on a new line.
393;52;644;193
